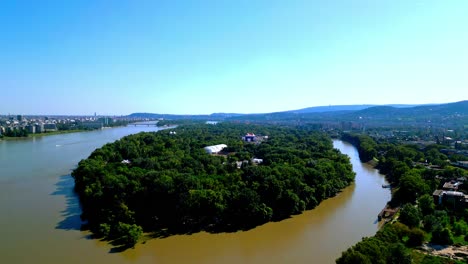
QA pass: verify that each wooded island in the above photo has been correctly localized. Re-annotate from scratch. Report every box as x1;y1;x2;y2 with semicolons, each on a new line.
72;123;355;248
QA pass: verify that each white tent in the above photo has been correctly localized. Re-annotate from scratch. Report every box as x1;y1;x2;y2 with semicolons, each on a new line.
204;144;227;154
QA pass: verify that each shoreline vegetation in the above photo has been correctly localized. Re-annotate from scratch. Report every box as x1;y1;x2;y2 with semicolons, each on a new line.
0;129;88;140
337;133;468;264
72;123;355;249
0;120;132;141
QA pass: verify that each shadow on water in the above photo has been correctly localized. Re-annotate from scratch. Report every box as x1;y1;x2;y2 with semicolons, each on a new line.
109;246;129;253
51;174;84;231
51;175;133;253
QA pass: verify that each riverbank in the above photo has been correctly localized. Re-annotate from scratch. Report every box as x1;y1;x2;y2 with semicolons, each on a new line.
0;129;88;141
0;125;131;141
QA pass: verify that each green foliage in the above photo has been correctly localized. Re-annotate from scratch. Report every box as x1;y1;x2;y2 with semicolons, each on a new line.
97;223;111;238
407;228;426;247
72;123;355;244
115;222;143;248
423;214;438;232
336;250;372;264
378;158;411;185
3;127;29;137
392;222;411;238
433;210;450;229
341;133;377;162
431;226;454;245
387;243;412;264
424;147;448;167
399;204;421;228
336;225;412;264
397;170;428;204
452;219;468;236
418;194;436;216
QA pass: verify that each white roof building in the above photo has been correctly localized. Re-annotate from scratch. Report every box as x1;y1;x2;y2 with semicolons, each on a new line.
252;158;263;164
204;144;227;154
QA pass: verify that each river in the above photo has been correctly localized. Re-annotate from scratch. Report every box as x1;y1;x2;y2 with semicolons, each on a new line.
0;127;390;264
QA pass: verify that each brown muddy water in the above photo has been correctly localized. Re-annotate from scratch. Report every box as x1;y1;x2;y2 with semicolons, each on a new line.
0;128;390;264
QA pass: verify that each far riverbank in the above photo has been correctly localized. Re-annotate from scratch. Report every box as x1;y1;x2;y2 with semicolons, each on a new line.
0;124;140;141
1;129;88;140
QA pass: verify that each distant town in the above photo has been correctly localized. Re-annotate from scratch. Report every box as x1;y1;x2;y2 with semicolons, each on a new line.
0;114;153;138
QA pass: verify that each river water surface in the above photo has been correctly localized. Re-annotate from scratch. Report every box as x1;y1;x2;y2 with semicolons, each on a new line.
0;127;390;264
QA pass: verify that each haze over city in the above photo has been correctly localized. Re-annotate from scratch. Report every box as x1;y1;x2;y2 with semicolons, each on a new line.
1;1;467;115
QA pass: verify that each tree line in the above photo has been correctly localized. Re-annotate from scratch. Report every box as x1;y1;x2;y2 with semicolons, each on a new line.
1;127;29;137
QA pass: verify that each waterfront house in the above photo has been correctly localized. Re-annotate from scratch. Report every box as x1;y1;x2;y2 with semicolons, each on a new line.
35;123;44;133
44;123;58;131
442;180;462;191
81;121;103;129
433;189;468;208
25;125;36;134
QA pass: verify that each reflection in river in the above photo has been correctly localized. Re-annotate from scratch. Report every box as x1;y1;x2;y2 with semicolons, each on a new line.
0;130;390;264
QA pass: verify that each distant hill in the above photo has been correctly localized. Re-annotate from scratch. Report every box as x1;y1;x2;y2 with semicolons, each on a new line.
288;104;420;114
209;113;245;118
412;100;468;115
226;101;468;127
324;100;468;128
349;101;468;118
288;105;375;113
128;101;467;128
128;104;419;119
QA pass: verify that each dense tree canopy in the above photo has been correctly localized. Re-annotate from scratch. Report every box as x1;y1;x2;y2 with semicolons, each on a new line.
336;224;412;264
2;127;29;137
399;203;422;228
341;133;377;162
72;123;355;247
339;131;468;263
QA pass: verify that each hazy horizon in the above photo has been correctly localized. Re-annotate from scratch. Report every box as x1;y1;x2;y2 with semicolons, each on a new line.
1;100;464;117
2;1;467;115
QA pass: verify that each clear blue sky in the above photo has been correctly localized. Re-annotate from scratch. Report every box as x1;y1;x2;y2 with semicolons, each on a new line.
1;0;467;115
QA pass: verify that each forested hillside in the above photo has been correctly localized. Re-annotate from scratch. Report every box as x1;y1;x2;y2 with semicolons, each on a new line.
72;123;355;247
225;101;468;128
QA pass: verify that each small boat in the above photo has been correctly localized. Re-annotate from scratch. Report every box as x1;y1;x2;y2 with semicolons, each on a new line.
382;184;391;188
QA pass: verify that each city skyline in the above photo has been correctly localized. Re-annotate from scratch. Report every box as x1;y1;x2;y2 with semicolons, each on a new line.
1;1;468;115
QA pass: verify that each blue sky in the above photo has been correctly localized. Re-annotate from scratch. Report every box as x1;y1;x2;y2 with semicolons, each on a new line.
1;0;467;115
